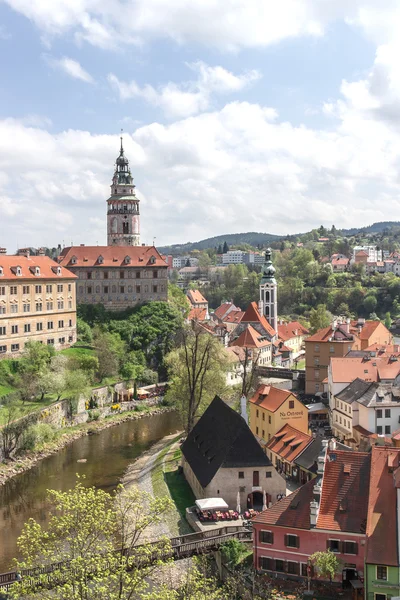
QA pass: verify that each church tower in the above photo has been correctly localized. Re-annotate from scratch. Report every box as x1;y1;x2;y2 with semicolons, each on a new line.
259;248;278;333
107;137;140;246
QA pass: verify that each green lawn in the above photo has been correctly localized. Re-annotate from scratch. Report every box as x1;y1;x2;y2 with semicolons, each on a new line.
294;359;305;370
164;448;196;522
60;346;95;357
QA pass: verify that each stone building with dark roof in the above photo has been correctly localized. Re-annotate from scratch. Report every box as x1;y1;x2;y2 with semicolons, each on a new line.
181;396;286;510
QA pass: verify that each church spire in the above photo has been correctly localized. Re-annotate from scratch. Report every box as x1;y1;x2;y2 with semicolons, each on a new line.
259;248;278;333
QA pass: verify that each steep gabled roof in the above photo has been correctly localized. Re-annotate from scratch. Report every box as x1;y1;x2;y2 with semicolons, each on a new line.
249;385;293;412
188;307;208;322
214;302;240;321
241;301;276;337
266;424;312;464
181;396;270;488
187;289;207;305
233;325;271;349
317;449;370;533
366;447;400;566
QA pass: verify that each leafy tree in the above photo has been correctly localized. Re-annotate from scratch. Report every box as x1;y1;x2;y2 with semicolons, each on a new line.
309;304;332;334
68;353;99;380
217;244;223;254
93;329;121;381
220;539;248;566
165;326;229;433
310;550;340;583
0;402;37;459
10;479;173;600
64;368;91;400
363;294;378;314
77;317;93;344
385;311;392;330
18;341;55;376
168;282;190;317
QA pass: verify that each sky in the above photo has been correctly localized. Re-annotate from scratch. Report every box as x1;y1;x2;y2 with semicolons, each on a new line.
2;2;400;250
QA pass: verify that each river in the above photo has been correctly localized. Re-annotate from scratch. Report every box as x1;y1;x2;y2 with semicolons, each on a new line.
0;410;180;572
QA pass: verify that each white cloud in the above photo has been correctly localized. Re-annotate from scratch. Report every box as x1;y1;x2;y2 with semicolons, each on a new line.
2;89;400;251
0;0;351;51
108;62;261;118
45;55;94;83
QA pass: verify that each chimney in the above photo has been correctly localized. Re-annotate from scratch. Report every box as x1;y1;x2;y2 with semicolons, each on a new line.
80;244;85;247
240;395;248;425
38;248;45;256
0;247;6;254
328;438;337;451
17;249;29;258
258;300;263;315
310;501;318;527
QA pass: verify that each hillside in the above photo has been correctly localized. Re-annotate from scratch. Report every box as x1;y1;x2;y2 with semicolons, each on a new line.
158;231;282;254
339;221;400;236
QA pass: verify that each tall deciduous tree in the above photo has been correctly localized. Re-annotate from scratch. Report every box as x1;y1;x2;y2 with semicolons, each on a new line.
310;550;340;583
309;304;332;334
10;480;173;600
165;326;229;433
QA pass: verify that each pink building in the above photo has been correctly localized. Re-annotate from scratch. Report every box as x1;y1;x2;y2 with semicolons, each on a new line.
252;446;371;586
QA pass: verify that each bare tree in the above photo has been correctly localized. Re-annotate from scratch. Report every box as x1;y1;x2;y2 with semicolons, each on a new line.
239;347;261;398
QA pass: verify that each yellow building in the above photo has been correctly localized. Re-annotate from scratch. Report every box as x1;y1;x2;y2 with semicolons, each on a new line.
0;253;77;356
248;384;309;445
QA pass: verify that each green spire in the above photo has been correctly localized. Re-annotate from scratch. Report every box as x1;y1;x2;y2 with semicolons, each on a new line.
261;248;276;284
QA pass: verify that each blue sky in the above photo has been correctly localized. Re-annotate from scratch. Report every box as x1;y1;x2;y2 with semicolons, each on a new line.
0;1;399;250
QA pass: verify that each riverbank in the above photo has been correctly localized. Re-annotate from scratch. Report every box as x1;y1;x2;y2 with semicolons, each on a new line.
0;405;174;487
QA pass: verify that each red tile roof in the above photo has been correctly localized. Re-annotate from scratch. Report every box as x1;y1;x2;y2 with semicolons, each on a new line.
188;307;208;321
233;325;271;349
187;289;207;305
59;245;167;268
0;255;77;280
307;324;355;343
252;479;314;529
355;250;369;256
241;301;276;337
214;302;240;321
366;447;400;566
249;385;293;412
317;449;370;533
266;424;312;464
330;356;400;383
277;321;309;342
224;311;244;324
332;258;349;266
350;320;389;342
226;345;246;363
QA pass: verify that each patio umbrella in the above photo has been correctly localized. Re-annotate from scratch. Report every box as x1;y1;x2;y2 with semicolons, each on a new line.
262;490;267;511
236;491;241;515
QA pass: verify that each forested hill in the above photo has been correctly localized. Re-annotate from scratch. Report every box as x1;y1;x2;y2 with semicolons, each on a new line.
339;221;400;236
158;231;282;254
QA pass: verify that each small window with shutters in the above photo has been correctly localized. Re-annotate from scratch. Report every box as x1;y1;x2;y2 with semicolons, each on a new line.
344;541;358;555
285;534;300;548
327;539;340;553
275;559;285;572
301;563;315;577
287;562;300;575
259;530;274;544
259;557;274;571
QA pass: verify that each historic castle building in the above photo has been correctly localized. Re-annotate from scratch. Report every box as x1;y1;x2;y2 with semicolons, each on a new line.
107;138;140;247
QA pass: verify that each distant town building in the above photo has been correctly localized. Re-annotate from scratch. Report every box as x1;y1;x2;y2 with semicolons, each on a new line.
0;253;77;356
277;321;309;357
172;256;199;268
107;138;140;247
181;396;286;510
58;245;167;310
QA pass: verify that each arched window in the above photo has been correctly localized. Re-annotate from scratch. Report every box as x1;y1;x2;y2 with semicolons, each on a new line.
111;217;118;234
122;222;129;234
265;290;270;303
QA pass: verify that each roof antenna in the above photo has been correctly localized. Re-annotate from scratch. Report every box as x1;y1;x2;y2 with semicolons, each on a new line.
153;237;156;246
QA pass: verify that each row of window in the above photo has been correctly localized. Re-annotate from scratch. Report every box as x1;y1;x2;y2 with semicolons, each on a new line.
0;300;72;314
0;337;72;353
336;400;352;415
259;557;311;576
255;427;271;440
238;471;272;479
0;319;73;336
334;414;352;430
83;271;162;280
79;284;165;295
313;344;353;353
0;284;71;295
259;531;358;554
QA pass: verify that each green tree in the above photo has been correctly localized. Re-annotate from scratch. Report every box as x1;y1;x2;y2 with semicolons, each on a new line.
168;282;190;317
310;550;340;583
363;294;377;314
10;479;173;600
0;401;37;459
165;326;229;433
223;241;229;253
220;539;248;566
77;317;93;344
309;304;332;334
93;329;122;380
385;311;392;330
18;341;55;376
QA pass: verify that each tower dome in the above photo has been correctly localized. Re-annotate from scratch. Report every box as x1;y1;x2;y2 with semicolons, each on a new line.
259;247;278;333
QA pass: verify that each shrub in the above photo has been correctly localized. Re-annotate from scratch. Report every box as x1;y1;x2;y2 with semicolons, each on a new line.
88;409;100;422
111;403;121;412
20;423;56;451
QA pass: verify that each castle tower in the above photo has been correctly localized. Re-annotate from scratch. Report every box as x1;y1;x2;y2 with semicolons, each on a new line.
259;248;278;332
107;137;140;246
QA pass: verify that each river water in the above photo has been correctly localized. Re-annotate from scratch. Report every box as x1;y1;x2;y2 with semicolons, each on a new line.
0;411;180;572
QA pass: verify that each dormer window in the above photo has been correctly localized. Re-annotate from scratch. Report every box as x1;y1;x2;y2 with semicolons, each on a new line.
71;256;77;265
51;266;62;276
124;256;131;264
98;256;104;265
0;267;3;276
149;256;156;265
11;266;22;276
